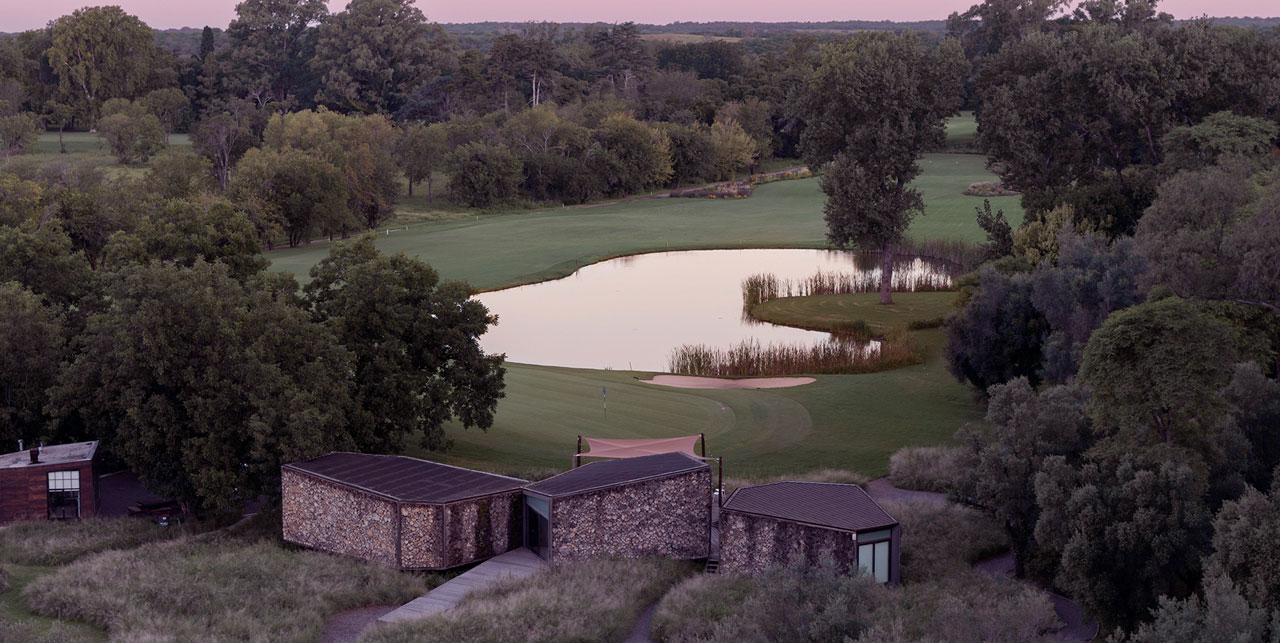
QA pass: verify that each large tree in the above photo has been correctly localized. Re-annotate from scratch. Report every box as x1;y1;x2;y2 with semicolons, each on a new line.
312;0;454;115
794;33;966;303
49;260;354;515
229;146;351;246
0;282;67;447
45;6;160;123
226;0;328;107
303;237;505;452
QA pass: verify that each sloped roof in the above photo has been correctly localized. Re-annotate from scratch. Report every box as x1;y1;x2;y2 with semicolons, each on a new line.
284;452;527;504
526;452;709;498
0;441;98;470
722;481;897;533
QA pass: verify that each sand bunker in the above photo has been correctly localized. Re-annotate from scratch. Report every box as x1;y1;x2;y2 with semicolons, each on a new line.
640;375;816;389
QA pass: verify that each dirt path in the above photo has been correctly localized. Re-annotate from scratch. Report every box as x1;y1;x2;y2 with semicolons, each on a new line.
623;602;660;643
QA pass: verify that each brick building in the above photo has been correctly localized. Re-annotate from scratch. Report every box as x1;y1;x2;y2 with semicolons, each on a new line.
0;441;100;524
282;453;527;570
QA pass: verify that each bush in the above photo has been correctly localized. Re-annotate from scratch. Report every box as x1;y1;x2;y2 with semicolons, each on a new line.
887;446;965;493
446;142;522;208
22;533;429;642
963;181;1019;197
0;518;189;566
0;618;100;643
363;557;694;643
650;573;757;642
879;500;1007;582
862;571;1061;642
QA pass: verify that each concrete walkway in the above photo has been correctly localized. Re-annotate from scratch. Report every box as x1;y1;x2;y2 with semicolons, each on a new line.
376;548;546;626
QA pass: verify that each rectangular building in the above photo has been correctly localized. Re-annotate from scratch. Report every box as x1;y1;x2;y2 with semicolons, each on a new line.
0;441;99;524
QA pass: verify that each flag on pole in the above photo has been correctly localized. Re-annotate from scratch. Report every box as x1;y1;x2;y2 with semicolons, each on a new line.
602;386;607;410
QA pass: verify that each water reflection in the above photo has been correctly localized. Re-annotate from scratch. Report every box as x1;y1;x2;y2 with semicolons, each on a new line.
475;249;951;372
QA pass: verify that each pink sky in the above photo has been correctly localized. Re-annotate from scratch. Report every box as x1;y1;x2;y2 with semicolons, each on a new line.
3;1;1275;32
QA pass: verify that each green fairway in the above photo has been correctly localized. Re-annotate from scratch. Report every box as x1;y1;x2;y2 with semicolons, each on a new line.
22;132;191;180
267;152;1021;289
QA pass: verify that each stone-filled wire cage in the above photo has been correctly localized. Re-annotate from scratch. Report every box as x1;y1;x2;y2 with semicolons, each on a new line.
719;481;901;584
522;452;712;563
282;453;527;570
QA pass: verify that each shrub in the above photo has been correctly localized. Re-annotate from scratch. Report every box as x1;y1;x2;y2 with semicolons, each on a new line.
22;533;430;642
862;571;1061;642
650;573;757;642
887;445;965;493
878;500;1007;582
363;557;694;643
0;518;189;566
0;619;100;643
668;334;922;377
963;181;1020;197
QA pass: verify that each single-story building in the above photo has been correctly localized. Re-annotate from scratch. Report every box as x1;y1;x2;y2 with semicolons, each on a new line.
0;441;100;524
719;481;901;584
282;453;527;570
523;451;711;563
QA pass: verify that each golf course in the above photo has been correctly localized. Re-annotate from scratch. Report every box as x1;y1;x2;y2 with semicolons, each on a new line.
267;116;1018;478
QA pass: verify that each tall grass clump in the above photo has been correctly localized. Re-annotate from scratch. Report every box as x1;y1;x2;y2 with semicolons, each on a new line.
742;259;956;308
363;557;695;643
0;618;101;643
0;517;190;566
668;334;921;377
877;500;1007;582
887;445;965;494
22;533;430;642
649;573;760;642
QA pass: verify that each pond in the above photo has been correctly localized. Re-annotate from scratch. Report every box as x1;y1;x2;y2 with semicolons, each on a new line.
474;249;950;372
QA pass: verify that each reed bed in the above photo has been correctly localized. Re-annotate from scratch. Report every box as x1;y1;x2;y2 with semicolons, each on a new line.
743;257;955;307
667;334;921;377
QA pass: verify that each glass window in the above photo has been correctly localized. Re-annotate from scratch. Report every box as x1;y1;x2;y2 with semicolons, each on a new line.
47;470;80;491
524;494;549;518
857;529;892;542
858;541;891;584
47;471;81;520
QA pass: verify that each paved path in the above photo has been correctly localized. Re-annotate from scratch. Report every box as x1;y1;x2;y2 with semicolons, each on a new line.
376;548;545;626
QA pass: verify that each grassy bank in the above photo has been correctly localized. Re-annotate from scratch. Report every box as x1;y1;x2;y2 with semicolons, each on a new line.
748;291;956;336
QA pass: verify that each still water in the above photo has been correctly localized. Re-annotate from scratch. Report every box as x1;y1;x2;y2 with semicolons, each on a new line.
475;249;942;372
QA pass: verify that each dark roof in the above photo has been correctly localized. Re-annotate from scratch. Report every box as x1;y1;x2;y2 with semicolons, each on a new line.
284;453;527;504
722;481;897;533
526;452;709;497
0;441;98;470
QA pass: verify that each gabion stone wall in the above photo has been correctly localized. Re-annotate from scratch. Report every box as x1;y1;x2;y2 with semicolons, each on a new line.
550;470;710;562
718;510;857;575
399;504;444;569
282;469;398;567
444;491;524;567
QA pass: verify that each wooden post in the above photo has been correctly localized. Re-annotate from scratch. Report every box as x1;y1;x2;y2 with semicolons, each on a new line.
574;436;582;469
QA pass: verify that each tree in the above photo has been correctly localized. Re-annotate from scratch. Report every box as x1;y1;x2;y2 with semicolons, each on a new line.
0;112;38;163
226;0;328;107
95;100;165;165
45;6;160;123
50;260;354;516
1078;297;1245;453
103;198;267;282
946;0;1068;60
975;199;1014;262
707;117;756;181
303;237;505;452
141;88;189;146
1118;575;1276;643
312;0;454;115
446;142;522;208
0;282;67;447
955;379;1090;578
715;98;774;169
199;26;216;63
661;122;714;188
1034;455;1212;632
0;222;98;319
191;100;261;191
1220;363;1280;491
229;147;351;246
794;33;966;303
1206;483;1280;616
593;113;673;196
1031;229;1146;382
142;148;217;200
1160;111;1280;175
0;173;43;226
945;265;1048;391
395;122;445;199
40;101;74;154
